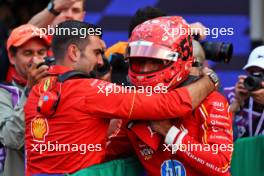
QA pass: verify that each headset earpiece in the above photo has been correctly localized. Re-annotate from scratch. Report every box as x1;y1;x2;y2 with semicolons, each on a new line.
36;70;94;117
37;91;60;117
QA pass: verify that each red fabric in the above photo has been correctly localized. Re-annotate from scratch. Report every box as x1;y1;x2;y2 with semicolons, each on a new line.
24;65;192;175
127;92;233;176
129;122;161;151
6;66;14;83
6;66;27;86
105;119;134;161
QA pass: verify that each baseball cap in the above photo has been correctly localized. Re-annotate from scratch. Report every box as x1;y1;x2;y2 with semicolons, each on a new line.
105;41;128;59
243;46;264;70
6;24;50;52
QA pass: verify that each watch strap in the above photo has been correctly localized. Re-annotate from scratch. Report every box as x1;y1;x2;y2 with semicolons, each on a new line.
47;1;60;16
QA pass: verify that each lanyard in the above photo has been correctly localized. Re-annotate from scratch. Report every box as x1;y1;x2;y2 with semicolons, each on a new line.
248;97;264;136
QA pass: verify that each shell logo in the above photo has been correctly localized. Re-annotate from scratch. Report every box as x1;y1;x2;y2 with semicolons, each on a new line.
31;117;49;142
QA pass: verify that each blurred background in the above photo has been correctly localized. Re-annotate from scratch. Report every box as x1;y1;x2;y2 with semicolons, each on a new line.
1;0;264;87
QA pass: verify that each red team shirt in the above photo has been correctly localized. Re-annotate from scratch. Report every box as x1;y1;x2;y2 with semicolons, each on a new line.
24;65;193;175
126;92;233;176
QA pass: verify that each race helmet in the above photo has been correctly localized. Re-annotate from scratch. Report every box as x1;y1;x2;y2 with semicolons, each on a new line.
127;16;193;89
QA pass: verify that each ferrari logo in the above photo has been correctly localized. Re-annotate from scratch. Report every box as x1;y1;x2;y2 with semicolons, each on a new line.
43;78;51;92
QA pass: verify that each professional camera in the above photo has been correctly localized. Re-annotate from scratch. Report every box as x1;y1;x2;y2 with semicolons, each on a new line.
244;72;264;91
36;57;56;68
110;53;129;71
94;53;130;84
109;53;130;85
95;57;111;77
201;41;233;63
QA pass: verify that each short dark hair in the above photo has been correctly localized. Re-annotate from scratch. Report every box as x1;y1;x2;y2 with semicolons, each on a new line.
128;6;166;37
51;20;101;60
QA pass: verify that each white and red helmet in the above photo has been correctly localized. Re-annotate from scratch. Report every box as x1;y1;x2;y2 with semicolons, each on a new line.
127;16;193;89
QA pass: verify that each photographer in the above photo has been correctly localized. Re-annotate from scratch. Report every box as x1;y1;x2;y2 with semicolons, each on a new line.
0;24;50;176
225;46;264;139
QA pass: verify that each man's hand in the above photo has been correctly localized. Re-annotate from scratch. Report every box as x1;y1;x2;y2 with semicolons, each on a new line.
235;75;250;103
28;0;78;28
53;0;77;12
150;120;173;136
251;82;264;105
229;75;250;113
27;58;49;90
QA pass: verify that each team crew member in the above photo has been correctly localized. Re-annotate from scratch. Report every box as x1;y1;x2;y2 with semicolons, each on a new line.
125;16;233;176
28;0;111;81
24;20;217;175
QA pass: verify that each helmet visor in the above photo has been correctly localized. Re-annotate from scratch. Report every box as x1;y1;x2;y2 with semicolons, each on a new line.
128;41;179;61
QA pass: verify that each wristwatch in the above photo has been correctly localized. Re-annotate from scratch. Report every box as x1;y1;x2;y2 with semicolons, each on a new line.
207;71;219;88
47;1;60;16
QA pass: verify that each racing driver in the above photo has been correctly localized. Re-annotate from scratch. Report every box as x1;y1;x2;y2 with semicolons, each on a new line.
124;16;233;176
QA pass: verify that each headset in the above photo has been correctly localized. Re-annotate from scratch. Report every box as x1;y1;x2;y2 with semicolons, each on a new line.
37;70;95;117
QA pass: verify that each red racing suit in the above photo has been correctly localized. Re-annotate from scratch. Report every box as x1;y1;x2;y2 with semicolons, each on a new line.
24;65;193;175
126;91;233;176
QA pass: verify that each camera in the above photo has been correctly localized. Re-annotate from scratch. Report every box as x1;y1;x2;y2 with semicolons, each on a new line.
201;41;233;63
109;53;130;85
110;53;129;71
37;57;56;68
244;72;264;91
95;57;111;77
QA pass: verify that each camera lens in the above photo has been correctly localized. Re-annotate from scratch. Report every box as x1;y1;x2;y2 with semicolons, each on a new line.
201;42;233;63
220;43;233;63
95;57;111;77
243;76;262;91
